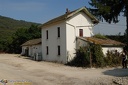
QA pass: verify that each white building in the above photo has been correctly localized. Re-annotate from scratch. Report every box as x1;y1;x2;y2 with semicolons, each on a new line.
77;37;125;56
40;7;99;63
21;38;42;61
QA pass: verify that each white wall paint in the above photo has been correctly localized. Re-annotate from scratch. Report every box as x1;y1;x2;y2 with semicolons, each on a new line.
21;45;41;58
66;12;94;62
41;12;95;64
102;47;123;56
42;22;67;63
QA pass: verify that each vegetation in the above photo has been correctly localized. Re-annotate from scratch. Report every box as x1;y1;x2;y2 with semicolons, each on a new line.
91;44;105;67
67;34;123;68
67;44;122;68
8;24;41;53
93;33;107;39
67;47;90;67
89;0;128;50
0;15;41;53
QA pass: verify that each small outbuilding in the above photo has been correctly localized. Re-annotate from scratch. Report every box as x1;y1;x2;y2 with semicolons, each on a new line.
21;38;42;61
77;37;125;56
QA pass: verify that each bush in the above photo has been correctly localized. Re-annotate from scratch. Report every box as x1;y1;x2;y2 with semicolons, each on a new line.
104;50;121;67
67;47;90;67
67;44;122;68
91;44;105;67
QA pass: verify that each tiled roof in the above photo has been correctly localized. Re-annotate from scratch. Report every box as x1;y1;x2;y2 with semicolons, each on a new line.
78;37;125;46
21;38;41;46
40;7;99;28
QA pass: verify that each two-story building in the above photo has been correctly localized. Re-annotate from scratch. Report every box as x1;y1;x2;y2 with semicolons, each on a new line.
40;7;99;63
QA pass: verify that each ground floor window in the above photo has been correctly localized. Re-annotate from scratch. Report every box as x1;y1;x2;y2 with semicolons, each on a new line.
58;46;60;55
46;46;49;55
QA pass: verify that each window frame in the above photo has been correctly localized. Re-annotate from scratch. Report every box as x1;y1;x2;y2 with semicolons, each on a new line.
57;27;60;38
57;45;61;56
79;29;83;37
46;30;48;39
46;46;49;55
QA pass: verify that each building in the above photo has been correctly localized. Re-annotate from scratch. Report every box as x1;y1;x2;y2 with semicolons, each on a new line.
77;37;125;56
40;7;99;63
21;38;42;61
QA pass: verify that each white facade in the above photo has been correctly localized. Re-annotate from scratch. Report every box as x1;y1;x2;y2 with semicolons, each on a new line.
76;37;124;56
102;47;123;56
41;12;95;63
21;44;42;58
42;22;67;63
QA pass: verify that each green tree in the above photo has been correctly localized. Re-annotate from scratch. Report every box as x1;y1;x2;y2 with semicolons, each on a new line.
8;24;41;53
89;0;128;46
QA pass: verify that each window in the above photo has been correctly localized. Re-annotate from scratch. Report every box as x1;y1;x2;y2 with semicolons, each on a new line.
79;29;83;37
46;46;48;55
58;46;60;55
46;30;48;39
57;27;60;37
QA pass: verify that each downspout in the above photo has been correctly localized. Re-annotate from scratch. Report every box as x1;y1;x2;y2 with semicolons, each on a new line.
66;22;76;63
66;22;76;38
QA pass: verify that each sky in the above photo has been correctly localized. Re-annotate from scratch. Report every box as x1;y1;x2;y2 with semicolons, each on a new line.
0;0;126;35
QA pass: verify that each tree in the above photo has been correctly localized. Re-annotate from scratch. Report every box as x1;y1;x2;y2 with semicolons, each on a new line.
89;0;128;47
8;24;41;53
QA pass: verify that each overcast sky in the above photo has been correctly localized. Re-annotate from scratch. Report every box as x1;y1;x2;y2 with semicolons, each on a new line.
0;0;126;35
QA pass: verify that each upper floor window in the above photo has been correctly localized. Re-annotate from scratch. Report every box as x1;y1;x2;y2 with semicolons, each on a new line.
46;30;48;39
79;29;83;37
57;27;60;38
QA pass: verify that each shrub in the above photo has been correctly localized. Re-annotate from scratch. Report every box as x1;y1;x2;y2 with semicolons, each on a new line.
91;44;105;67
104;50;122;67
67;47;90;67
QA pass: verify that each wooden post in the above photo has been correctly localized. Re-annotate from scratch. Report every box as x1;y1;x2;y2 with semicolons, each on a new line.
90;51;92;68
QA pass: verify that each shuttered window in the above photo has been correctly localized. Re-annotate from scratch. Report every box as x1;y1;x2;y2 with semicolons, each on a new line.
46;30;48;39
79;29;83;37
58;46;60;55
57;27;60;38
46;46;48;55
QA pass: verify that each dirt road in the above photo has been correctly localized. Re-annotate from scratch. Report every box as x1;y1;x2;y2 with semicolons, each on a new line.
0;54;128;85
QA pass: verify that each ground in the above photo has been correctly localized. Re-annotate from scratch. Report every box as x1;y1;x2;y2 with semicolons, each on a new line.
0;54;128;85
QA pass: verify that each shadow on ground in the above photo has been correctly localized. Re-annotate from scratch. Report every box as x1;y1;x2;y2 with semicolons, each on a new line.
103;68;128;77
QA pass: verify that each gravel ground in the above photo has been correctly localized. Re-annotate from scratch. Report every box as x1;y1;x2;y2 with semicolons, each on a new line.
0;54;128;85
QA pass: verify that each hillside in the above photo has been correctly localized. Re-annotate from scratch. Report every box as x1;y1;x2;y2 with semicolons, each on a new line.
0;15;39;40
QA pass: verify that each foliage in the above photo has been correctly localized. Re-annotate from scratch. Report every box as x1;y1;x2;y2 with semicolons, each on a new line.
0;15;41;53
104;50;122;66
94;33;107;39
67;47;90;67
67;43;122;68
7;24;41;53
91;44;105;67
89;0;128;47
89;0;126;23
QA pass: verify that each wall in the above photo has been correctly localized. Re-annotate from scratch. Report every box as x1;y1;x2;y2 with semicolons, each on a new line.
102;46;123;56
66;12;94;62
66;12;94;37
21;44;42;59
42;22;67;63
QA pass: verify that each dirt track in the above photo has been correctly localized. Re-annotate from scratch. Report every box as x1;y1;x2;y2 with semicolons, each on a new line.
0;54;128;85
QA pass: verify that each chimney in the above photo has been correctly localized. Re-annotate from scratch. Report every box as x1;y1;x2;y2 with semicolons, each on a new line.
66;8;70;14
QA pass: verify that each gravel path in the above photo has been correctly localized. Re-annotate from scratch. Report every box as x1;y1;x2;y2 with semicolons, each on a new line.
0;54;128;85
